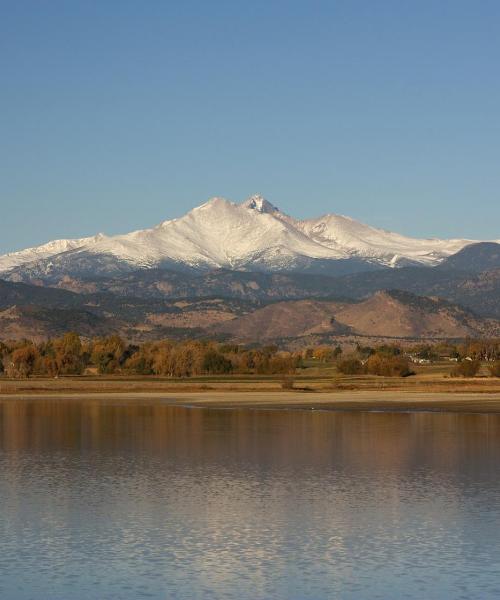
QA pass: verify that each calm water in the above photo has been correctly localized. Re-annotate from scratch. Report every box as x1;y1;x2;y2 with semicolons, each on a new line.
1;400;500;599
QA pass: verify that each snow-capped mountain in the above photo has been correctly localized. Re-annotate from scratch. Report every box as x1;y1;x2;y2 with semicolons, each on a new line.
0;234;107;272
0;195;486;280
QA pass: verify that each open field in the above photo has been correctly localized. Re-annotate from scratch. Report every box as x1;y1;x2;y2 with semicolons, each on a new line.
1;362;499;395
0;362;499;413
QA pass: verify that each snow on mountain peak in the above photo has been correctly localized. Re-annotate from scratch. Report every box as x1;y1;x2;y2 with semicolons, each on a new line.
0;194;489;277
241;194;280;214
0;234;108;273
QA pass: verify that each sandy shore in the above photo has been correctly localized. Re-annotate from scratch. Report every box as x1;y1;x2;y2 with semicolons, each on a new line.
1;390;500;413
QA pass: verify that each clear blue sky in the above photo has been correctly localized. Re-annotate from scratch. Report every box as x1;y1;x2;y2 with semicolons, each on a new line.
1;0;499;253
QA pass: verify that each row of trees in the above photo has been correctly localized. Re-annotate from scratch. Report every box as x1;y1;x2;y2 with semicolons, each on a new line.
337;353;414;378
451;359;500;378
336;342;500;378
0;334;302;378
2;334;500;379
341;340;500;363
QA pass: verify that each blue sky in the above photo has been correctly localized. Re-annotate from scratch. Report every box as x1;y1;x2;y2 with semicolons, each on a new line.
1;0;499;253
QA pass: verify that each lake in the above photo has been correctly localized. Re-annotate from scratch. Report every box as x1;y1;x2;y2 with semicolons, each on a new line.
1;399;500;599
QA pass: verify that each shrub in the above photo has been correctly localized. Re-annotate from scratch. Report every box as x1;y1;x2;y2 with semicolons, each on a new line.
452;360;481;378
337;357;364;375
365;354;413;377
487;361;500;377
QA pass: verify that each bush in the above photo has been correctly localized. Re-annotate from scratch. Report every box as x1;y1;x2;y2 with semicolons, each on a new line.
365;354;413;377
452;360;481;378
487;361;500;377
337;357;364;375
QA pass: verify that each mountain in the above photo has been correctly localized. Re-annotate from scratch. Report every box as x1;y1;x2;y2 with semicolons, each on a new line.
438;242;500;272
39;269;350;302
0;279;84;309
0;305;114;342
0;195;485;282
0;278;259;341
311;265;500;320
0;234;106;273
0;278;498;343
213;290;500;343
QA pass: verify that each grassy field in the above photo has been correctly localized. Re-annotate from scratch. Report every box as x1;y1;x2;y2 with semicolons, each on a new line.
0;361;499;396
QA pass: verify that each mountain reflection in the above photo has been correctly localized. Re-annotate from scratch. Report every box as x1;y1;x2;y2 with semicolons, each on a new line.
1;400;500;470
1;399;500;600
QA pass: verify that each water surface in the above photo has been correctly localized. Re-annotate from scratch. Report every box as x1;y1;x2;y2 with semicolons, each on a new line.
1;399;500;599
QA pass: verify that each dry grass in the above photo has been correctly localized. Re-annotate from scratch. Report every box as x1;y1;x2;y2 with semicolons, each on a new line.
0;362;499;397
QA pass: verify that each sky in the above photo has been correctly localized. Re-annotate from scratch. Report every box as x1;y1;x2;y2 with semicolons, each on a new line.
1;0;499;254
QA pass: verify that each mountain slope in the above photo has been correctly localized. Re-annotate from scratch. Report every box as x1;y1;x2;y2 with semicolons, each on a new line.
0;234;106;272
214;290;500;342
0;278;259;341
298;215;471;267
438;242;500;272
1;276;498;342
318;265;500;319
0;195;488;280
0;305;114;341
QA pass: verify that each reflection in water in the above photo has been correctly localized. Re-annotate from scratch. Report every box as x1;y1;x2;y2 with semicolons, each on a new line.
1;399;500;599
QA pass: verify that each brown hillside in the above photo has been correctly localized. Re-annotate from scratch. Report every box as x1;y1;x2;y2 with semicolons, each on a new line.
0;305;114;342
333;291;475;338
213;299;352;342
214;291;499;342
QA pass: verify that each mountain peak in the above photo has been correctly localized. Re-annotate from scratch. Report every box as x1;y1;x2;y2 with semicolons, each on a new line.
198;196;232;209
241;194;279;214
0;193;492;279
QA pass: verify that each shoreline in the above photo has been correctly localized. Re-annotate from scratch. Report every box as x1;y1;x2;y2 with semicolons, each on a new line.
2;390;500;413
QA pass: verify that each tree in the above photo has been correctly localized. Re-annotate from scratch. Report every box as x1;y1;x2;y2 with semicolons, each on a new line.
337;357;364;375
314;346;335;362
202;349;233;374
365;354;413;377
91;335;126;374
53;332;86;375
11;345;38;378
333;346;343;360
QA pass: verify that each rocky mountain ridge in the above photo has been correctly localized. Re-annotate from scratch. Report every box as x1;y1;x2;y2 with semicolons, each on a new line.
1;195;489;280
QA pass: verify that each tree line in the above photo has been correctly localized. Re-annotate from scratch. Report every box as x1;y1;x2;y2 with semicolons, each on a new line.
0;334;302;378
335;339;500;378
1;334;500;379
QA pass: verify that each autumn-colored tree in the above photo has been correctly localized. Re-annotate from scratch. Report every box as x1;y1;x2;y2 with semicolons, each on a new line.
53;332;86;375
365;354;413;377
10;345;38;378
314;346;335;362
124;343;155;375
91;335;126;374
337;357;364;375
